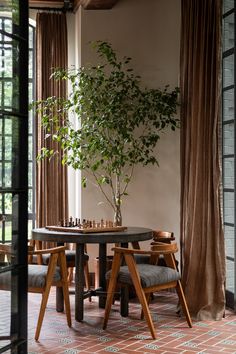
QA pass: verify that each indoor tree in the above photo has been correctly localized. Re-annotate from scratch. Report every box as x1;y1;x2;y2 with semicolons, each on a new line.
33;41;180;226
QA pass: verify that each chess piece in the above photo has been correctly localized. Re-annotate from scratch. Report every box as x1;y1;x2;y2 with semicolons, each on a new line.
78;219;82;228
69;216;73;227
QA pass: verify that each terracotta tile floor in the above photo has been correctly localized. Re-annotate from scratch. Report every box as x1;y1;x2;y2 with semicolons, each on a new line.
2;287;236;353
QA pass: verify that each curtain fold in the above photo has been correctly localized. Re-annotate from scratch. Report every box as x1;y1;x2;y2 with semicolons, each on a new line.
36;12;68;228
180;0;226;320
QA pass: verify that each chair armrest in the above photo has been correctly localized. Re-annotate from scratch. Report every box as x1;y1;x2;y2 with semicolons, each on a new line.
112;242;178;255
28;245;66;256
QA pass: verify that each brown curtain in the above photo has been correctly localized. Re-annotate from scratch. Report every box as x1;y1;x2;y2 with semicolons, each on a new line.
180;0;226;320
36;12;68;227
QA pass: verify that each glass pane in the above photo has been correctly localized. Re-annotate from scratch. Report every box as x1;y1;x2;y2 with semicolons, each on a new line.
223;54;234;87
224;13;234;52
12;42;20;111
4;18;12;34
4;162;12;187
223;89;234;122
29;26;33;49
29;50;33;79
0;245;11;268
28;162;32;187
4;194;12;215
28;189;32;213
0;84;2;108
0;275;11;348
3;48;13;78
28;219;32;238
223;122;234;155
28;135;32;160
3;81;12;108
28;82;33;107
224;191;234;224
224;0;234;14
226;259;235;292
4;118;12;135
5;135;12;160
225;225;235;258
28;110;33;135
224;157;234;189
4;221;12;243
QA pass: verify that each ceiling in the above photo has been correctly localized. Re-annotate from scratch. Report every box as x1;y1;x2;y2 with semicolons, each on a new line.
29;0;120;12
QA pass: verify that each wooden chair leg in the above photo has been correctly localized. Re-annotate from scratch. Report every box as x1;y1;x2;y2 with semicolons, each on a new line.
124;254;156;340
176;280;192;328
141;293;151;320
59;252;72;327
67;267;74;284
103;252;121;330
35;254;58;341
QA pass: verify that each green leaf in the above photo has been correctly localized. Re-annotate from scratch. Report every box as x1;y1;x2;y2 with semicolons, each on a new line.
30;41;179;216
82;177;87;188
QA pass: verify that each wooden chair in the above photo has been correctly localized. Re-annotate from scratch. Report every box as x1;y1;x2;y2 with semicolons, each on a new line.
103;242;192;339
31;240;90;293
0;244;71;341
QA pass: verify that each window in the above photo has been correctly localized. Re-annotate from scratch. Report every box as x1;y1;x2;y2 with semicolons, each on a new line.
222;0;236;310
0;1;28;352
0;17;35;243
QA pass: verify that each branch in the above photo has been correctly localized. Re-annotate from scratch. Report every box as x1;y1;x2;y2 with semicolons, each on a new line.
121;164;134;196
92;171;115;212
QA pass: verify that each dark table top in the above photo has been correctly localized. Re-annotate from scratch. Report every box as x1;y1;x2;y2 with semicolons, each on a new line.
31;226;153;244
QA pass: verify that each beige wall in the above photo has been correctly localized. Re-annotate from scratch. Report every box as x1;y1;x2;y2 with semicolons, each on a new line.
78;0;181;269
30;1;181;271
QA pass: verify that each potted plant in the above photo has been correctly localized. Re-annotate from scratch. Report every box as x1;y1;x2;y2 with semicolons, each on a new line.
33;41;179;226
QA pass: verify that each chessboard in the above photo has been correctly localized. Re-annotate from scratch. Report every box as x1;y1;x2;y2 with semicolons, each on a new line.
45;217;127;233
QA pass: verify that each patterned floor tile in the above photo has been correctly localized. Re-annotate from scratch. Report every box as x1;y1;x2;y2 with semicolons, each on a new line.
1;288;236;353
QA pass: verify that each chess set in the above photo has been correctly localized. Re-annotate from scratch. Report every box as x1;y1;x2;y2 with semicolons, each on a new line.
46;217;127;233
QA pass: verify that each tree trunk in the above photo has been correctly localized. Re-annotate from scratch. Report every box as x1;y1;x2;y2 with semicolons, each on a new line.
114;204;122;226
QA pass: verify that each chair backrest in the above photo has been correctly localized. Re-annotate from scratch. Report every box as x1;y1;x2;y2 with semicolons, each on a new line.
150;242;178;268
152;230;175;243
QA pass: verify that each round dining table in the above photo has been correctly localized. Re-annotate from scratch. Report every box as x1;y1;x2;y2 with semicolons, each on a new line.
31;226;153;321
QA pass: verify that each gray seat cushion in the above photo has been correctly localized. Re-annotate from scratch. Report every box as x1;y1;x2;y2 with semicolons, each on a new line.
0;264;61;289
28;264;61;288
106;264;181;288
